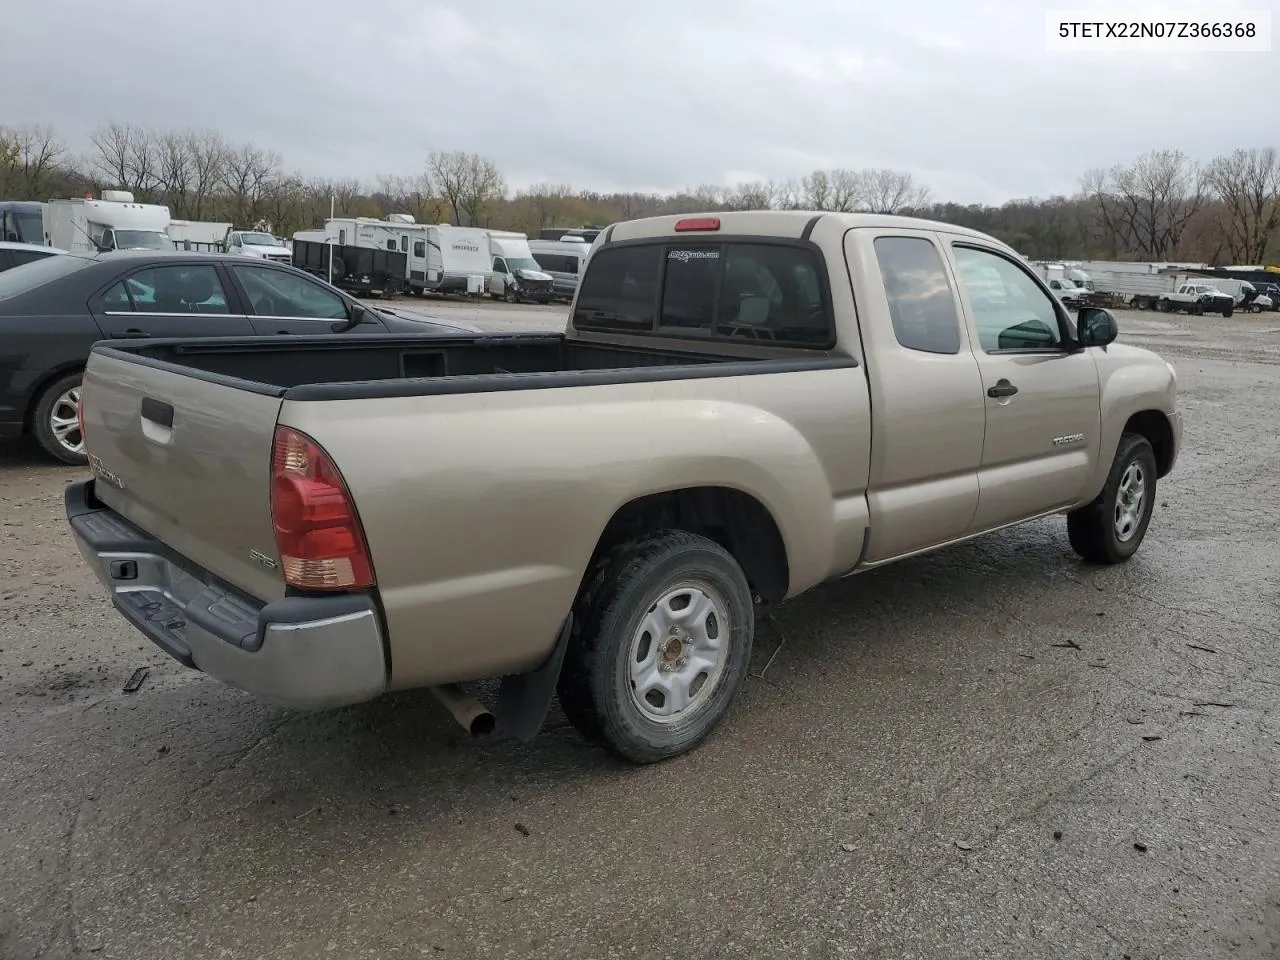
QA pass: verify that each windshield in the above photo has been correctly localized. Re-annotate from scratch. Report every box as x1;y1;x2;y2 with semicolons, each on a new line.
508;257;542;273
240;232;282;246
15;212;43;244
112;230;171;251
0;253;86;300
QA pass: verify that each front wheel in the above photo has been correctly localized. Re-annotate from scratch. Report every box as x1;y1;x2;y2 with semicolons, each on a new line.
503;284;518;304
558;530;755;764
1067;432;1158;564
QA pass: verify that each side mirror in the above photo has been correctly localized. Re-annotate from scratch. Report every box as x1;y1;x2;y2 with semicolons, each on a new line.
333;302;366;333
1078;307;1118;348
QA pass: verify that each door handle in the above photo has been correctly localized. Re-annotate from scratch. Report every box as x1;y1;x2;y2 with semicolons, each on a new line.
140;397;174;428
987;379;1019;399
109;329;151;339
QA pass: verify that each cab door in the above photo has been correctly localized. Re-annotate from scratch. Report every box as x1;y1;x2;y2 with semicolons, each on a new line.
944;242;1101;531
845;228;986;563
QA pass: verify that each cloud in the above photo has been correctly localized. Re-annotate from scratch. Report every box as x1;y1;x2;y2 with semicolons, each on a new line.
2;0;1274;204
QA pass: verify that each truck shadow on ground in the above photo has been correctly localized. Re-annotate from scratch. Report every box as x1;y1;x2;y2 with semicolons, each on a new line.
115;516;1129;817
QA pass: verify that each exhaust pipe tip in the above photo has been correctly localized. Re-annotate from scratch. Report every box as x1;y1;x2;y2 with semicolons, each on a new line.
430;683;496;738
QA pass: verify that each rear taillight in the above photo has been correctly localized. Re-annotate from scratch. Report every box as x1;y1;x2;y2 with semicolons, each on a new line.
270;426;374;590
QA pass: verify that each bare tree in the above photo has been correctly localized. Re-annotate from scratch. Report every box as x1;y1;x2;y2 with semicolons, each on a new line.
0;130;18;196
860;168;930;214
0;124;66;198
221;143;282;226
87;123;160;196
187;131;228;220
1205;148;1280;263
377;172;445;224
801;168;863;211
773;177;802;210
155;130;194;216
725;180;776;210
1093;150;1205;259
428;151;505;226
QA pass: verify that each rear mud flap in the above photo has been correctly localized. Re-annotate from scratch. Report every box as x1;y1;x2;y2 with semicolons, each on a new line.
495;614;572;743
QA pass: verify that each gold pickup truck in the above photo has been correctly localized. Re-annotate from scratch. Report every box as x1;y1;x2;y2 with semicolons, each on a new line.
66;211;1182;764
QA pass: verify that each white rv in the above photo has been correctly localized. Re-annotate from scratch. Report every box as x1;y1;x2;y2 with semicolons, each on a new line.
44;192;171;253
487;230;554;303
528;237;592;302
417;223;490;296
166;219;233;252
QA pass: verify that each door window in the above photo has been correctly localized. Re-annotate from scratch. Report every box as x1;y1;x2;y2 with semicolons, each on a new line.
413;241;425;258
100;264;231;313
873;236;962;355
232;265;349;319
952;246;1064;352
493;257;509;274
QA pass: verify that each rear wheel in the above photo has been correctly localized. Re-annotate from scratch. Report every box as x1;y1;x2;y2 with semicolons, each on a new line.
558;530;755;764
1067;432;1157;564
31;371;87;466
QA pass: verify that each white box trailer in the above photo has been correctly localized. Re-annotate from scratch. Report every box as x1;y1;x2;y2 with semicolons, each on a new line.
166;219;232;252
44;192;171;253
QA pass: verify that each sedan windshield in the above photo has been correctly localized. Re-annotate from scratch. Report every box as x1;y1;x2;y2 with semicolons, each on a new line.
0;253;86;301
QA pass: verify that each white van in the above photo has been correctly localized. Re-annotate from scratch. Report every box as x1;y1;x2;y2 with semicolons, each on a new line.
528;238;592;302
488;231;554;303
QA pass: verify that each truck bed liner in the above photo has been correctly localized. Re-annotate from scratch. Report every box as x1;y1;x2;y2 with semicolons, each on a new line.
97;332;854;401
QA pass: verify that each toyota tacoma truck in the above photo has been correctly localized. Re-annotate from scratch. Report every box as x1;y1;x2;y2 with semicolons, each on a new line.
66;211;1182;764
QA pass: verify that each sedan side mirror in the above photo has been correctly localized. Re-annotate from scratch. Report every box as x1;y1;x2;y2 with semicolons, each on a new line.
1078;307;1118;348
333;302;366;333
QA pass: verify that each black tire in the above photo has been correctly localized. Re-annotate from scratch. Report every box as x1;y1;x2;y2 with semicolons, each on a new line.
1223;307;1233;318
31;371;87;466
1067;432;1158;565
1192;302;1204;316
503;284;517;304
558;530;755;764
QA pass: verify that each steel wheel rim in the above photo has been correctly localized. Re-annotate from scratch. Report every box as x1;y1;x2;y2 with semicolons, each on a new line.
1114;460;1146;542
628;580;730;724
50;386;84;456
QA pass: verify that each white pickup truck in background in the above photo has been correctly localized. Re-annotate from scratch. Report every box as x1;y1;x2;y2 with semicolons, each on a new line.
223;229;293;264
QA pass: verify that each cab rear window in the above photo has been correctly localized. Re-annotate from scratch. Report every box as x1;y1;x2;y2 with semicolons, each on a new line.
574;241;834;348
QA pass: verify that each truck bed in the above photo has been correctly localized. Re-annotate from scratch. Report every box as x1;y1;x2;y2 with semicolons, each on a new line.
104;331;833;400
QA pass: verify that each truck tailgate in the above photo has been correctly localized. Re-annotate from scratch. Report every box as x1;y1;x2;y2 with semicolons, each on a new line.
80;350;287;603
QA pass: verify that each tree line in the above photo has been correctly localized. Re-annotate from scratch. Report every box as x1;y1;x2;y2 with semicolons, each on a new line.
3;122;1278;264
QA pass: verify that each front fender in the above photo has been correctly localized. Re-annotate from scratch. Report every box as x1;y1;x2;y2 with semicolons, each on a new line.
1085;346;1179;501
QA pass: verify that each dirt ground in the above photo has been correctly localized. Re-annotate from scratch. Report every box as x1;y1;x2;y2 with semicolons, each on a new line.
1;302;1278;960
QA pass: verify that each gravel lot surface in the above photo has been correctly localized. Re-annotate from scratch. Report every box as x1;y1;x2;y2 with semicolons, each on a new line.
1;301;1277;960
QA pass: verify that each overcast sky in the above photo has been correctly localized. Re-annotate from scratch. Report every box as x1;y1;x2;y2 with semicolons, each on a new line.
4;0;1275;204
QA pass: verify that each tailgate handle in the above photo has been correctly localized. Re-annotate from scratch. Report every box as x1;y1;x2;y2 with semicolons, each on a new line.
140;397;174;428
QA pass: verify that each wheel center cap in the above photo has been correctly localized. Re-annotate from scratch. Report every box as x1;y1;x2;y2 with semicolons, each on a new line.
660;636;683;663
